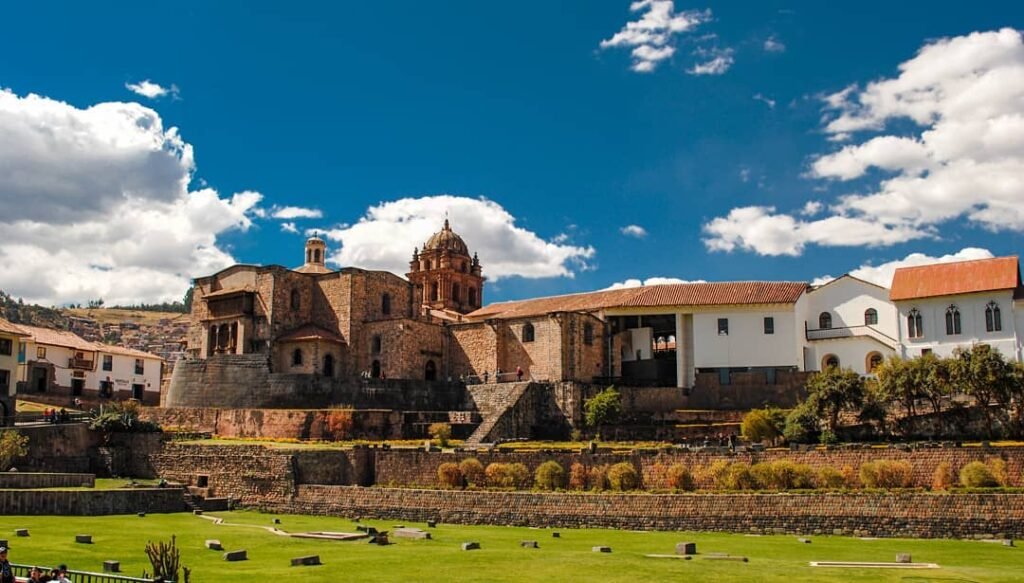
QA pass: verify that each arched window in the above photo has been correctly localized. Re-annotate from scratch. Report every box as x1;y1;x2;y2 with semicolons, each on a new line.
290;289;301;310
468;287;477;307
945;305;961;335
452;282;461;303
822;354;839;370
986;301;1002;332
583;323;594;346
818;312;832;329
314;249;321;263
907;308;924;338
292;348;303;366
864;308;878;326
866;352;883;373
430;283;439;302
522;322;535;343
371;335;382;355
306;249;312;263
323;353;334;378
381;293;391;315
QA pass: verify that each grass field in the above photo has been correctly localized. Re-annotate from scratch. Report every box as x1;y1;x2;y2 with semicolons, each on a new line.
1;511;1021;582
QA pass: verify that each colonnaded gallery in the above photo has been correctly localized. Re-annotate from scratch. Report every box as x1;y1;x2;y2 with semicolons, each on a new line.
167;220;1024;410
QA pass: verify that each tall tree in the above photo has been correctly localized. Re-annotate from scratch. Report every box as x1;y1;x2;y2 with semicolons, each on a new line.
805;366;865;434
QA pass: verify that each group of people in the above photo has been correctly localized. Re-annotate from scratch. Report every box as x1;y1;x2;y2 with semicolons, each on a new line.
473;365;526;384
359;370;386;380
40;408;70;425
0;546;73;583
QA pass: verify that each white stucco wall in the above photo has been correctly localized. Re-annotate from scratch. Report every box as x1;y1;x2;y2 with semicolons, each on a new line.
802;276;898;340
804;337;892;375
692;307;799;368
94;349;163;396
0;332;20;398
896;290;1020;360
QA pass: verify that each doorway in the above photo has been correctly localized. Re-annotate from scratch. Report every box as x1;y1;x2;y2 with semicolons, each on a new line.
71;378;84;396
132;384;145;400
424;360;437;381
31;367;48;393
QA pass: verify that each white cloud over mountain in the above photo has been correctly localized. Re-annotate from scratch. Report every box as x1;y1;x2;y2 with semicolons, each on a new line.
316;195;595;281
0;87;262;305
703;28;1024;255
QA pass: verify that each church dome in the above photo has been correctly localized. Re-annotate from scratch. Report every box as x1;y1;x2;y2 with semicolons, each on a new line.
423;219;469;255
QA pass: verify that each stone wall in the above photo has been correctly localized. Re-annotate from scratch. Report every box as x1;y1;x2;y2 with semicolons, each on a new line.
2;424;95;473
277;486;1024;539
0;488;185;516
0;473;95;489
691;370;810;408
142;407;404;440
148;443;297;507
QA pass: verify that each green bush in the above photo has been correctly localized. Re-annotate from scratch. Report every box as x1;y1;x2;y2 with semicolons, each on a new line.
750;460;815;490
585;387;622;438
428;422;452;448
534;460;566;491
0;431;29;471
783;403;818;444
607;462;640;491
959;461;1000;488
815;466;847;489
719;462;758;490
666;463;695;491
509;462;531;489
859;460;913;489
459;458;485;487
740;408;784;444
89;400;161;434
587;464;610;491
437;462;463;489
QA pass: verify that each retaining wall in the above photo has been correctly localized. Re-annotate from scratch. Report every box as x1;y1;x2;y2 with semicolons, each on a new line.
0;473;95;489
0;488;185;515
276;486;1024;539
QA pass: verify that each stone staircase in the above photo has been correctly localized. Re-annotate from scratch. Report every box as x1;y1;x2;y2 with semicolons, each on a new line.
464;382;532;445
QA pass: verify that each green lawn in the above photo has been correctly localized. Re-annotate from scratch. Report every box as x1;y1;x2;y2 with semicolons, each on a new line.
1;511;1021;582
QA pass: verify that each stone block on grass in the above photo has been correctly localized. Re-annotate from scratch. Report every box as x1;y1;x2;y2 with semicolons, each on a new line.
592;546;612;553
675;542;696;555
290;555;321;567
14;530;28;537
520;541;539;549
192;510;203;516
797;538;812;544
427;520;437;528
224;550;248;562
896;553;911;564
75;534;92;544
273;518;281;525
394;528;431;540
102;561;120;573
461;542;480;551
552;532;560;538
137;512;145;518
205;540;223;551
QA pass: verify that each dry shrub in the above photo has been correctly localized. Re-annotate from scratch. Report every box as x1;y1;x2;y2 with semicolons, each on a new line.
718;462;758;490
509;462;531;489
607;462;640;491
647;462;669;489
485;463;514;488
931;461;955;491
568;462;588;490
859;460;913;489
534;460;566;491
588;464;610;491
750;460;815;490
815;466;847;489
437;462;463;489
428;422;452;448
459;458;485;487
959;460;1000;488
666;463;695;491
988;458;1008;486
840;465;859;488
696;460;730;488
326;408;354;440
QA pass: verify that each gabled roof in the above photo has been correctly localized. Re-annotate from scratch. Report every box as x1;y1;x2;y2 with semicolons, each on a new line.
0;318;28;337
92;343;163;360
276;324;346;344
889;256;1022;301
809;273;889;292
466;281;809;320
18;324;98;352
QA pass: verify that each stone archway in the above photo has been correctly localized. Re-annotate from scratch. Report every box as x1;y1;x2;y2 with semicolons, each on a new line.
323;353;335;378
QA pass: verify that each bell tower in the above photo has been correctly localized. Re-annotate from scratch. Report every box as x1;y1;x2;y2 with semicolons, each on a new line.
407;219;484;314
296;234;331;274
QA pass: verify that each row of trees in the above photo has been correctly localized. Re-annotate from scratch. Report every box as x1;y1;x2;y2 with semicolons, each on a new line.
751;344;1024;443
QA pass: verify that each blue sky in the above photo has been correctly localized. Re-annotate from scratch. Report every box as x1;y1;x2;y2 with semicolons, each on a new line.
1;1;1023;305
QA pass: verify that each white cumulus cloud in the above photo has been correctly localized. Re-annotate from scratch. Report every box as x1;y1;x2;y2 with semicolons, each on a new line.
763;36;786;53
271;206;323;220
688;47;734;75
620;224;648;238
704;28;1024;255
0;87;263;305
124;80;179;99
280;222;299;234
600;1;711;73
316;195;595;281
812;247;995;288
604;276;705;290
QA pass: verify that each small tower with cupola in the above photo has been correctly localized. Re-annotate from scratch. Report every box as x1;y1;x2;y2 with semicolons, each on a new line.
407;219;483;314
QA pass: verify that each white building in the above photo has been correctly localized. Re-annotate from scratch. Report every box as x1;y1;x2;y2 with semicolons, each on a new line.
16;324;164;406
890;256;1023;361
0;318;29;423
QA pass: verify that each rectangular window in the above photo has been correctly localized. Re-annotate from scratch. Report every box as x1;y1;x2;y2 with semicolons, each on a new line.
0;339;11;355
102;355;113;371
921;348;932;356
36;346;46;359
134;359;144;375
763;317;774;335
717;318;729;335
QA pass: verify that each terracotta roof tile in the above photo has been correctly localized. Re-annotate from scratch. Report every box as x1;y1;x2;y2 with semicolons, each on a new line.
0;318;28;336
92;343;163;360
890;256;1022;301
466;281;808;320
276;324;346;344
18;324;98;352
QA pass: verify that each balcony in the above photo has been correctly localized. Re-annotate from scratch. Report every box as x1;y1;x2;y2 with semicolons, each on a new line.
805;324;896;349
68;357;94;370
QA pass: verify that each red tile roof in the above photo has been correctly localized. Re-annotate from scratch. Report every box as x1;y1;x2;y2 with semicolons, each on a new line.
92;343;163;360
889;256;1022;301
0;318;28;336
466;281;808;320
18;324;99;352
276;324;346;344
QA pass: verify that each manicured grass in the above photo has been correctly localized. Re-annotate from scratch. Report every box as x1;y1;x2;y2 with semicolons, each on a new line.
1;511;1021;582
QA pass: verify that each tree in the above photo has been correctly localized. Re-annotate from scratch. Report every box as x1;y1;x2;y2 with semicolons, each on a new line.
783;401;819;444
949;344;1016;437
858;378;890;437
740;407;784;444
428;422;452;448
584;386;622;439
805;366;865;434
0;431;29;471
875;356;919;427
916;353;953;417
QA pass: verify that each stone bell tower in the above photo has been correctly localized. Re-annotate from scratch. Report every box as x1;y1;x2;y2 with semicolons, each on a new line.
407;219;483;314
296;234;330;274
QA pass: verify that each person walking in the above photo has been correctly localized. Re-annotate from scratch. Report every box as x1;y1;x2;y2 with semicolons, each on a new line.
516;365;524;382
